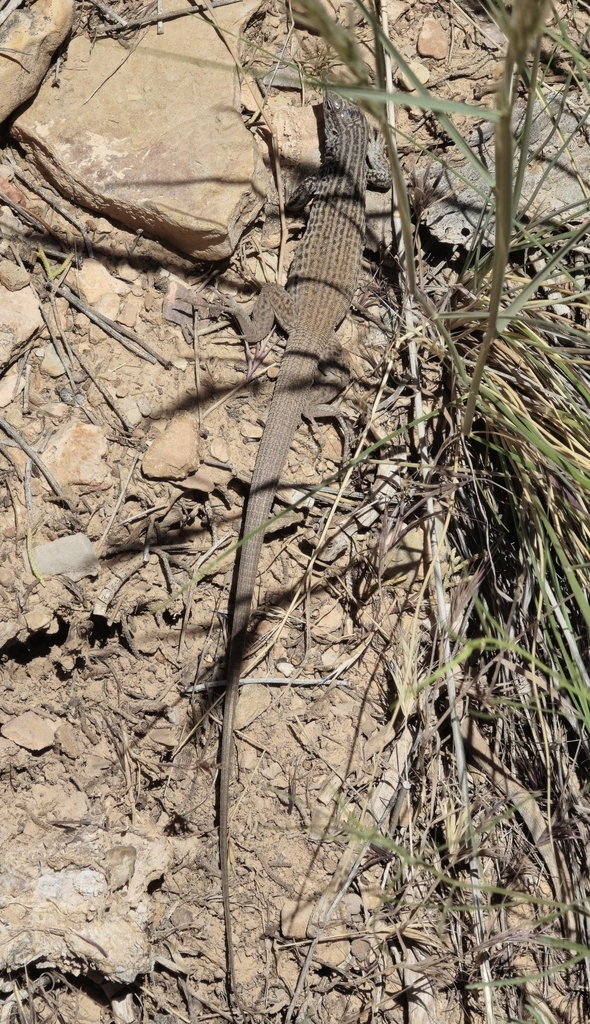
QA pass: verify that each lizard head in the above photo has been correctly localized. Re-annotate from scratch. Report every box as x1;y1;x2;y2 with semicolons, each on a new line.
323;91;367;154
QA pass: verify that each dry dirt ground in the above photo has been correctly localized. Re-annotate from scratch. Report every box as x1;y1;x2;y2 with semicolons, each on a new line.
0;1;587;1023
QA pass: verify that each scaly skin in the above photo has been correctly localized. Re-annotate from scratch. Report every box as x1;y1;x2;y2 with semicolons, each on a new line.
220;92;374;1004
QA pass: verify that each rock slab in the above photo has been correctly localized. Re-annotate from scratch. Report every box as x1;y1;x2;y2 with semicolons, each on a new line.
11;0;268;260
0;0;73;125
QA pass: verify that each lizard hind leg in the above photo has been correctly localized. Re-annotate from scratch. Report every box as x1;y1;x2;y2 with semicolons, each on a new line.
302;336;352;463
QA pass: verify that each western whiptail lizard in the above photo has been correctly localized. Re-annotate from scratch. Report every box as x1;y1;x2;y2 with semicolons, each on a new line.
220;91;390;1003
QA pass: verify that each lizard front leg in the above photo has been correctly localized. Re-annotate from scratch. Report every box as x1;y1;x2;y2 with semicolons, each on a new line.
222;284;296;377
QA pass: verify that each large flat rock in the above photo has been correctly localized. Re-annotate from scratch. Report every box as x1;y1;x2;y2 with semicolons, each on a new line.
12;0;269;260
0;0;73;125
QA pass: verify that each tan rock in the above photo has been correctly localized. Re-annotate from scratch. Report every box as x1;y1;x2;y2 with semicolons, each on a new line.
1;710;56;751
0;371;24;408
43;422;112;488
281;899;314;940
142;412;199;479
74;259;128;305
117;293;142;328
0;284;42;368
234;684;271;731
417;16;448;60
0;0;73;124
0;259;29;290
12;0;269;260
94;292;121;321
210;438;230;463
41;342;65;377
25;605;54;631
397;60;430;90
178;466;215;492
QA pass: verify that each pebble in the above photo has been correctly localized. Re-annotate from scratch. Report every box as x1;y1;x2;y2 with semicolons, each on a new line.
43;422;112;487
281;899;314;939
25;605;54;631
75;259;129;305
55;721;82;758
397;60;430;90
210;438;230;463
0;283;42;348
234;684;271;731
1;710;56;751
241;422;263;439
417;16;449;60
142;412;200;479
117;293;142;328
136;397;152;417
0;372;24;408
0;567;14;587
41;343;66;378
117;261;141;282
94;291;121;321
33;533;100;582
178;466;215;492
0;259;29;291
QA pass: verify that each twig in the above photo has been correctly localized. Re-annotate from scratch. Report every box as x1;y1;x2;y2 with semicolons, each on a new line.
0;188;63;244
96;0;242;33
95;453;140;557
58;284;170;367
0;415;76;510
0;0;23;30
68;341;137;433
88;0;128;25
10;165;94;257
185;676;350;694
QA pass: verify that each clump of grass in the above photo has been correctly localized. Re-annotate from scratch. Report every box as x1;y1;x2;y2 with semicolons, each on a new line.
271;0;590;1019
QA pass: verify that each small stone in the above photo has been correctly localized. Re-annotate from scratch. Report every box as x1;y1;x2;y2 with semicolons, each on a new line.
118;398;142;427
136;397;152;417
41;343;66;378
241;422;263;439
142;412;200;480
171;357;188;370
397;60;430;90
43;422;112;488
2;710;56;751
282;899;314;939
94;291;121;321
117;261;140;282
0;284;42;359
210;438;230;463
0;621;19;648
276;660;294;678
0;372;24;408
117;293;142;328
0;567;14;587
386;0;408;23
33;533;100;582
0;259;29;291
74;312;90;330
25;605;54;631
417;17;448;60
94;217;113;234
234;684;271;731
178;466;215;492
105;845;137;890
0;0;74;124
55;721;82;758
74;259;129;305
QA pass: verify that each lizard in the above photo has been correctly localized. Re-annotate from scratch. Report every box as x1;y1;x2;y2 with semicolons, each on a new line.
219;91;390;1003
